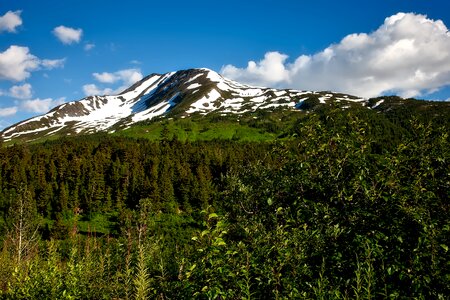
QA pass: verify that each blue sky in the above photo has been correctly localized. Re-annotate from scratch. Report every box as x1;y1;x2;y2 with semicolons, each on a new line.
1;0;450;129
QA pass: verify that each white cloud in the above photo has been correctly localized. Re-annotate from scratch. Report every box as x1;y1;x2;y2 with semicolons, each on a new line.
84;43;95;51
93;72;118;84
0;106;18;117
116;69;143;86
93;68;143;85
222;12;450;98
84;68;143;96
0;10;22;33
21;97;66;113
52;25;82;45
222;52;290;87
41;58;66;69
0;45;39;81
82;84;114;96
0;46;65;81
9;83;32;99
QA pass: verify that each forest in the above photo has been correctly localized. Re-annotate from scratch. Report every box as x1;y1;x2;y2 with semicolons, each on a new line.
0;105;449;299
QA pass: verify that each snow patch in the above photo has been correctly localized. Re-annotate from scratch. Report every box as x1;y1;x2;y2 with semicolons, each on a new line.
238;89;263;97
274;91;287;97
186;89;222;113
132;93;180;123
372;99;384;108
186;73;203;83
120;74;163;101
344;97;366;103
205;69;223;83
251;95;268;103
187;83;201;90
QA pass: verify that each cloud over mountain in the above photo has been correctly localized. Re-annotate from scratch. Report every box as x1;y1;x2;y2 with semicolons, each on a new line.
21;97;66;113
222;13;450;98
83;68;143;96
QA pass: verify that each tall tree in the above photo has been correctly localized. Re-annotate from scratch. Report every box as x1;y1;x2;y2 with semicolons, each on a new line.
8;186;39;265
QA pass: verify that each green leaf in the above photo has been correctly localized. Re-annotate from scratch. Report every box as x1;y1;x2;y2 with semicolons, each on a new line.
214;237;226;246
440;244;448;252
208;213;219;219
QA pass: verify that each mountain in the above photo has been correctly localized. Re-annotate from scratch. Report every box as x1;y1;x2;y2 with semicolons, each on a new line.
0;68;367;143
1;68;449;143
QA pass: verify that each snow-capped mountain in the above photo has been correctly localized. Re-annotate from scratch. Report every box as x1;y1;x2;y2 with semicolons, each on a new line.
1;68;366;142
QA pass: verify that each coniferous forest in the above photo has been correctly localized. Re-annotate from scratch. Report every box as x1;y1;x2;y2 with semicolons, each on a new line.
0;106;449;299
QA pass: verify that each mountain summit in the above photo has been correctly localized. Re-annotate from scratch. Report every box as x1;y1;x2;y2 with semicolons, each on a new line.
1;68;366;142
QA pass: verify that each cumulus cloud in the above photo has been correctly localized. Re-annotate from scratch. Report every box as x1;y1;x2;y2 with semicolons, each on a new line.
53;25;83;45
93;69;143;85
0;10;22;33
93;72;118;84
0;46;39;81
0;45;65;81
21;97;66;113
222;52;291;87
222;13;450;98
82;84;114;96
118;69;144;86
84;68;143;96
0;106;18;117
9;83;32;99
41;58;66;69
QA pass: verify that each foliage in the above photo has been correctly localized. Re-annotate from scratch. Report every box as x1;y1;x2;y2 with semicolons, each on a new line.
0;107;449;298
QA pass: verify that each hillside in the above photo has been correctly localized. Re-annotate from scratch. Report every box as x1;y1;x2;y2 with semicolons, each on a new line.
0;68;368;144
2;68;450;145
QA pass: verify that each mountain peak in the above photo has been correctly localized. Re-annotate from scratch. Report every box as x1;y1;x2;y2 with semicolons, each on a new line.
1;68;365;143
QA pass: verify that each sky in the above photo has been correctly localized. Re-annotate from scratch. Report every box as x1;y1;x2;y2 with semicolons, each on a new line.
1;0;450;130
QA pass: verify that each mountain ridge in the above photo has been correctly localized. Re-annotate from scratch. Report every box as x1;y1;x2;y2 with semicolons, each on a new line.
0;68;365;142
1;68;449;144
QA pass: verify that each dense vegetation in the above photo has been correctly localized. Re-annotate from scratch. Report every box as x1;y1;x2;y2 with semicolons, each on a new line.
0;105;449;299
